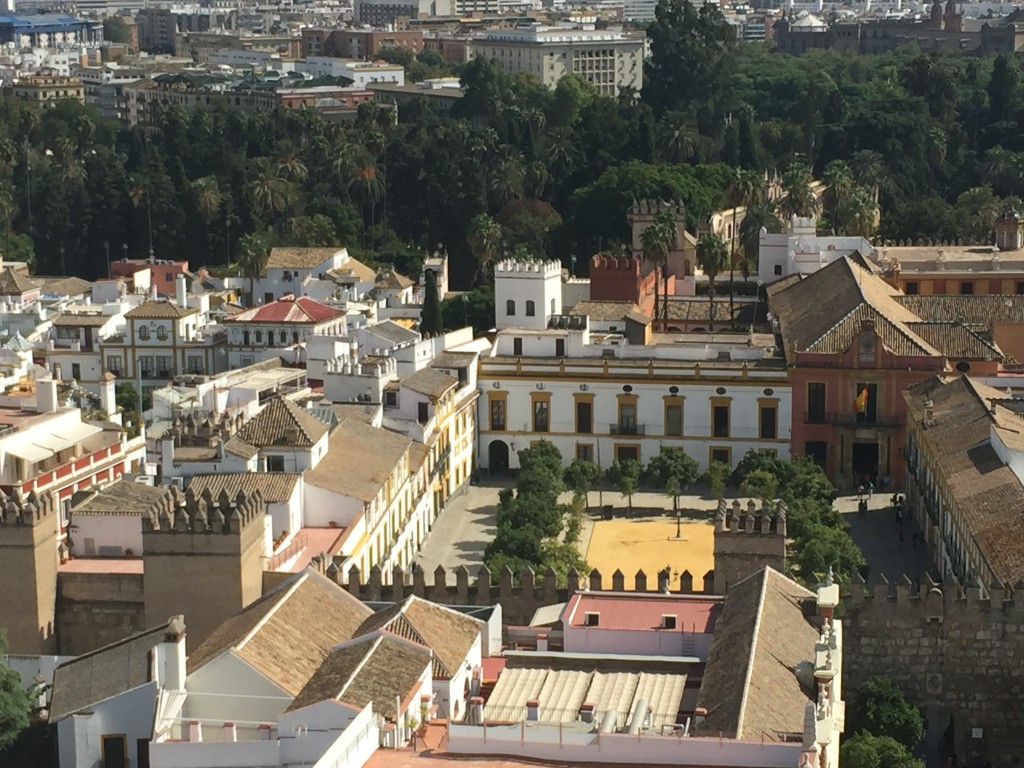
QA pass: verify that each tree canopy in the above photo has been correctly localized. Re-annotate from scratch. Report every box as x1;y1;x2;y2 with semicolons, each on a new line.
0;633;31;753
847;677;925;751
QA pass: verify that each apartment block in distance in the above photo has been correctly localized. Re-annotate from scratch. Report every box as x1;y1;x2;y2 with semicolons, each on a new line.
469;25;644;97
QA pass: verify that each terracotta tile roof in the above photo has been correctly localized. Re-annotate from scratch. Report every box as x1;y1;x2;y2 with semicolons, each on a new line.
226;295;344;324
328;257;377;283
233;397;330;448
33;276;93;296
286;632;431;717
895;295;1024;327
223;436;259;459
905;321;1003;361
569;300;639;322
50;617;184;722
905;375;1024;585
187;570;373;695
664;299;737;323
695;567;816;741
356;596;483;679
51;313;113;328
125;300;197;319
186;472;301;504
71;479;170;516
770;257;940;360
304;419;411;503
430;351;477;371
375;269;414;290
403;368;458;400
369;319;419;344
0;266;38;295
266;247;344;270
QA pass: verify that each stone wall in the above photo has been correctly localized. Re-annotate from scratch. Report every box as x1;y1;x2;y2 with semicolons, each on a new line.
712;499;787;594
844;574;1024;765
57;572;146;655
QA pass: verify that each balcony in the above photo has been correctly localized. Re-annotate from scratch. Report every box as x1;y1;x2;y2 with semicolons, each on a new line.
609;423;645;435
804;412;901;429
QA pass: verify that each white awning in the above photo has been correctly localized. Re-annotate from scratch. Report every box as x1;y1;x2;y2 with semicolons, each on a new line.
63;422;103;445
33;434;73;452
6;443;53;464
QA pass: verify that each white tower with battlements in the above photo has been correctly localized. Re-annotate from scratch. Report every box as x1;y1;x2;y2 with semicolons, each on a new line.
493;259;563;331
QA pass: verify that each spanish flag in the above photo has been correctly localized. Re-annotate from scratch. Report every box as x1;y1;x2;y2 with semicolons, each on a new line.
854;387;869;414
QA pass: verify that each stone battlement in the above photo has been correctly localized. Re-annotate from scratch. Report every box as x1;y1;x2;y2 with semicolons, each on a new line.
846;571;1024;619
715;498;788;537
628;199;685;218
0;488;59;527
589;254;643;274
141;487;264;535
493;259;562;277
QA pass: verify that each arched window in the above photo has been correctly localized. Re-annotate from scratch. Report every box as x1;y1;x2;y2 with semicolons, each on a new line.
292;331;300;344
551;298;556;314
255;330;263;344
243;330;251;346
279;331;287;345
526;300;535;317
506;299;516;316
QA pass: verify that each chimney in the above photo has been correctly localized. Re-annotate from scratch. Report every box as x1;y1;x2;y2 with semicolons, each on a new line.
176;273;187;308
100;372;117;419
151;281;158;301
816;567;840;623
161;437;175;481
525;700;539;721
536;633;548;652
36;377;58;413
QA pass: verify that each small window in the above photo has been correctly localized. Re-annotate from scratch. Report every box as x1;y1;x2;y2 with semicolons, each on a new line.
575;443;593;461
418;401;429;423
533;399;549;432
713;405;730;438
513;337;523;356
711;448;730;466
774;264;783;276
904;282;919;295
555;338;566;357
385;391;397;407
584;612;600;627
156;326;167;340
139;326;150;340
960;282;974;295
266;455;285;472
506;299;516;316
1016;281;1024;295
526;300;536;317
666;404;682;436
661;615;677;629
264;293;275;304
760;405;777;439
490;398;506;430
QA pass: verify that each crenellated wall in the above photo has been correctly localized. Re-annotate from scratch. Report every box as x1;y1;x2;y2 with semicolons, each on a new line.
844;573;1024;765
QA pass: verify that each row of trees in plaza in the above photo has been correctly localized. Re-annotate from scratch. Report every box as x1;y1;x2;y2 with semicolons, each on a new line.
5;0;1024;286
485;442;864;590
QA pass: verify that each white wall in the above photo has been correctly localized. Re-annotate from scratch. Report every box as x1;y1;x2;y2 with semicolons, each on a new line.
184;653;292;723
303;483;365;528
58;683;158;768
267;480;303;540
493;261;562;331
561;627;713;661
438;634;481;720
69;513;143;557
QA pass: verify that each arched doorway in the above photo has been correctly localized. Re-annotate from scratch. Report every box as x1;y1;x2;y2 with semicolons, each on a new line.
488;440;510;472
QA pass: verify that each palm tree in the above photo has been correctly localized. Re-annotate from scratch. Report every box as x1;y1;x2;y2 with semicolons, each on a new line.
276;151;308;184
54;138;85;184
192;176;222;225
696;232;729;327
739;202;784;269
850;150;889;205
659;111;697;163
468;213;503;285
489;151;524;206
544;129;579;184
838;187;878;238
247;158;289;221
348;152;384;248
821;160;853;234
235;232;269;307
524;161;549;199
727;169;761;328
640;209;676;329
778;163;817;220
0;182;18;258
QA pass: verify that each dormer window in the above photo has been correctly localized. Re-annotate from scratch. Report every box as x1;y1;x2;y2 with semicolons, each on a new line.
661;615;677;629
584;612;600;627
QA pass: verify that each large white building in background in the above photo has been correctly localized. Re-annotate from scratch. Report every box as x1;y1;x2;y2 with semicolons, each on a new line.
758;215;873;284
476;260;791;473
469;25;644;97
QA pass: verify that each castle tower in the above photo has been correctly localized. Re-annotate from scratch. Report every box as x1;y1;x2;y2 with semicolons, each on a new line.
142;487;265;650
0;489;60;654
995;210;1023;252
712;499;787;594
929;0;943;28
627;199;690;277
943;0;962;32
493;259;563;332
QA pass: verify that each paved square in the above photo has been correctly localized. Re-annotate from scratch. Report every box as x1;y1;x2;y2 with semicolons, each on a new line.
584;516;715;586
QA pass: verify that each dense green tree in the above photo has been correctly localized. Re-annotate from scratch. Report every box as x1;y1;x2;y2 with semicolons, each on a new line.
696;232;729;323
609;458;641;516
840;733;922;768
565;458;602;512
644;446;699;490
0;634;31;752
847;677;925;750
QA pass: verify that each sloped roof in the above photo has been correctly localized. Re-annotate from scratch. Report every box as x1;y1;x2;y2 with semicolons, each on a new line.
232;397;329;448
226;295;344;324
186;472;301;504
569;300;639;322
3;332;32;351
304;419;411;503
125;301;197;319
328;257;376;283
71;479;170;516
375;269;414;290
368;319;419;344
905;375;1024;585
50;617;185;722
355;596;483;679
51;313;112;328
0;266;38;295
33;275;93;297
403;368;458;400
895;294;1024;327
187;570;373;696
905;321;1003;361
285;632;431;718
694;567;817;742
769;257;941;360
266;247;343;270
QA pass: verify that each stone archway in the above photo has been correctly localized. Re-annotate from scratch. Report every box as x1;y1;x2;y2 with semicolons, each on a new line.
488;439;510;473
